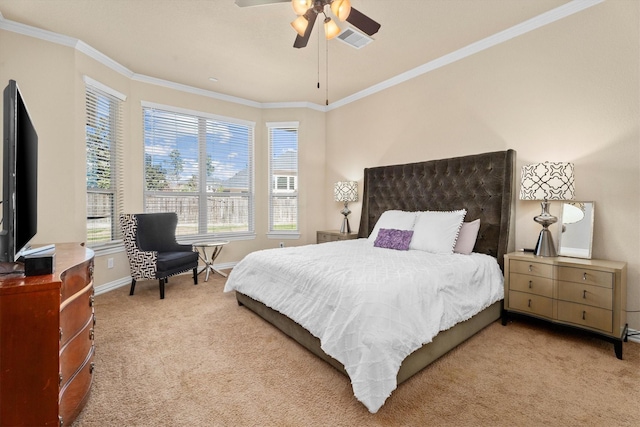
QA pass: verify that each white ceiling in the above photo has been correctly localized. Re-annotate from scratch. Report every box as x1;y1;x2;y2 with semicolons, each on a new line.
0;0;570;106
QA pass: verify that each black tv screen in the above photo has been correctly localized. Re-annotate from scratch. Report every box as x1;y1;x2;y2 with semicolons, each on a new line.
1;80;38;263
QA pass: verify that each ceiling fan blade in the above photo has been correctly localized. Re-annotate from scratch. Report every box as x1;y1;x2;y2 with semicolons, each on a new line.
234;0;288;7
346;7;381;36
293;10;317;49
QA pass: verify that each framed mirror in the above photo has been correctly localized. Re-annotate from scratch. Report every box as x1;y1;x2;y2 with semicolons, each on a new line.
557;201;594;259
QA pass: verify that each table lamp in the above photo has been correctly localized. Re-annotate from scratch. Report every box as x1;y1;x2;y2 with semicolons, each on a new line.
334;181;358;233
519;162;575;257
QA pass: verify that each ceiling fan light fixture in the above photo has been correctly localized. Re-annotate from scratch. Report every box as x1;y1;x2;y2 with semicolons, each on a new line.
330;0;351;21
324;17;340;40
291;0;312;15
291;15;309;36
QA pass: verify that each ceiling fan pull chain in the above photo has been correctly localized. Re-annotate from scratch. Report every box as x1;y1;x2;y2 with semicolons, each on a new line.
317;22;321;89
325;39;329;105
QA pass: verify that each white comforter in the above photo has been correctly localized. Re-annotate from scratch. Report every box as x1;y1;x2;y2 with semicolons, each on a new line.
223;239;504;413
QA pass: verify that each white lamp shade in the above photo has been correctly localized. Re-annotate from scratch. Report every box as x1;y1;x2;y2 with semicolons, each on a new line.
330;0;352;21
334;181;358;202
291;15;309;36
324;18;341;40
291;0;312;16
520;162;575;201
562;202;585;224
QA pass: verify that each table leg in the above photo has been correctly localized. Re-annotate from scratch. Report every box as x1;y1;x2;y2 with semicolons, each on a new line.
196;245;228;281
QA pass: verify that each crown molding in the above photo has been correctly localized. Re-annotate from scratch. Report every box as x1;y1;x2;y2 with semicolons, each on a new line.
1;0;604;112
327;0;605;111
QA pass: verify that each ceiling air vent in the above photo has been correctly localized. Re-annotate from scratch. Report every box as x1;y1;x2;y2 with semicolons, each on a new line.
336;28;373;49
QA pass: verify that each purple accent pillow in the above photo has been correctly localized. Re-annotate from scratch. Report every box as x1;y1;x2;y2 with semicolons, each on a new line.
373;228;414;251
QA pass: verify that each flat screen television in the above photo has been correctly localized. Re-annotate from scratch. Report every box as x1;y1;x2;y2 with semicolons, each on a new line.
1;80;38;264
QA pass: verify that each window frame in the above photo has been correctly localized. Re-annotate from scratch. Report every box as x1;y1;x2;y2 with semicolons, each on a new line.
84;76;126;250
142;101;256;243
267;121;300;239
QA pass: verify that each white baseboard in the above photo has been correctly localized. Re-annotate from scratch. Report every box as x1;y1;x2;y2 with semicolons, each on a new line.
627;328;640;344
93;261;237;296
94;277;130;296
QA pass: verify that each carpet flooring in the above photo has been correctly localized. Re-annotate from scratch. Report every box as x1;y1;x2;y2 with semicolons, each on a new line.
72;273;640;426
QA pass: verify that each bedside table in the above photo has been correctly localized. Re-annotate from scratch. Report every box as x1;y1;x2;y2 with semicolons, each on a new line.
317;230;359;244
502;252;628;359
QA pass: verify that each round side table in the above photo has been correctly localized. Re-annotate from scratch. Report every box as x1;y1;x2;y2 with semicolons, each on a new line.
193;241;229;281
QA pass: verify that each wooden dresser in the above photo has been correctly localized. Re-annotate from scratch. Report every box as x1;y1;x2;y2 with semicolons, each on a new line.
316;230;359;244
503;252;627;359
0;243;95;426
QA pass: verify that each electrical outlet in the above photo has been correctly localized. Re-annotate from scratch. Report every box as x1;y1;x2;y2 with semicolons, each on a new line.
107;257;114;269
279;242;284;248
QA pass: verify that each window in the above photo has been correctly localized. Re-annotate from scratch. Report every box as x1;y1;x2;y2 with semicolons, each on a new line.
85;77;125;246
142;103;255;239
268;122;299;235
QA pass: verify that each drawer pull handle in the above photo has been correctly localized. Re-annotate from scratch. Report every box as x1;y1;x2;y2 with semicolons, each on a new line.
90;328;95;340
89;295;95;307
583;290;587;299
59;372;63;386
528;299;531;308
90;362;96;374
583;272;587;281
528;280;532;289
528;265;533;272
582;311;586;320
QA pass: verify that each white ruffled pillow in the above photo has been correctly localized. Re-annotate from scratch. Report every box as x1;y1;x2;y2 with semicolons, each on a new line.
409;210;467;254
367;210;417;243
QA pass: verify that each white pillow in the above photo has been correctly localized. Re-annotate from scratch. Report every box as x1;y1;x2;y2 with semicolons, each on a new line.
367;210;417;243
454;219;481;255
409;210;467;254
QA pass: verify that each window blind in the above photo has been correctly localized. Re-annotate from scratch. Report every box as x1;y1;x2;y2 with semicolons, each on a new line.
85;79;125;246
143;104;255;238
267;122;299;233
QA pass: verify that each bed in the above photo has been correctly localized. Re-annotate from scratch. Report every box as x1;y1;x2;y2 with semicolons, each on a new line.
224;149;516;413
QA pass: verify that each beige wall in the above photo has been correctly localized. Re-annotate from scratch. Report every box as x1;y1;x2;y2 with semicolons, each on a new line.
0;29;327;286
1;1;638;328
325;0;640;328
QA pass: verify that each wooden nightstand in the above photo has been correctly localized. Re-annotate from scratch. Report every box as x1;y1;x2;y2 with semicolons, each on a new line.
502;252;627;359
316;230;359;244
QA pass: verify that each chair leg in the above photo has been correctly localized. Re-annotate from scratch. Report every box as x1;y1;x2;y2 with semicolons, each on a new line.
193;267;198;285
159;278;165;299
129;279;137;296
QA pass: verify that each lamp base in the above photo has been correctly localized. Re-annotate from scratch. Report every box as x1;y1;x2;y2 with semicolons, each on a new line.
340;217;351;234
534;228;557;257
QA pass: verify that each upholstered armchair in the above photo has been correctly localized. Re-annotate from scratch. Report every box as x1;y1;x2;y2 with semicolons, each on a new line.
120;213;199;299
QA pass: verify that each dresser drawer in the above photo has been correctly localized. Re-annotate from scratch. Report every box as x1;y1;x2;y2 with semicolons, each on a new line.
510;260;553;279
557;281;612;309
60;283;94;348
508;291;553;319
557;266;613;288
59;316;94;388
60;259;94;304
557;301;612;333
509;273;553;298
59;345;95;426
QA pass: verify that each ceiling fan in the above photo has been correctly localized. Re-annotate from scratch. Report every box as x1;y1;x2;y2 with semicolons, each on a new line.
235;0;381;48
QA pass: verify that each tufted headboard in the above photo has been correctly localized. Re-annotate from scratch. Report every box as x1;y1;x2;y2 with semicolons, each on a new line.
357;150;516;271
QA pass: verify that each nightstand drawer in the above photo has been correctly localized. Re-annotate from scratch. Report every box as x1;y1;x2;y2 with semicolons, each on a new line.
510;260;553;279
510;273;553;298
316;230;358;243
508;291;553;319
557;266;613;288
557;281;612;309
557;301;612;333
